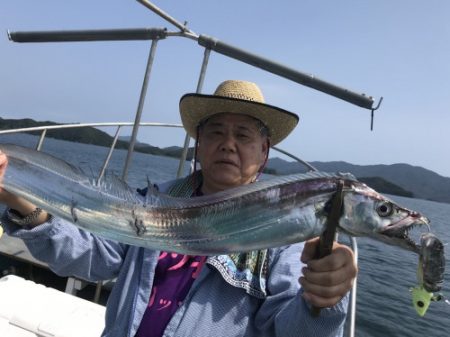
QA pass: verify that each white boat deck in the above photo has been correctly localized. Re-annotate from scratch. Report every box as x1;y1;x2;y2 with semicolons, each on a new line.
0;275;105;337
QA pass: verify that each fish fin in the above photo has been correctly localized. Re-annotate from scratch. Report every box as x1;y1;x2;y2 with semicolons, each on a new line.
203;171;357;204
146;176;159;194
70;198;78;223
144;178;163;207
87;166;96;181
99;172;142;203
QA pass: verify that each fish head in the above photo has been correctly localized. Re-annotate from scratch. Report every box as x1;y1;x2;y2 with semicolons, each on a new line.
339;182;429;252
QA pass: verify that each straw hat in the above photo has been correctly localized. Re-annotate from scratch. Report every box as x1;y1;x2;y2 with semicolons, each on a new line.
179;80;299;145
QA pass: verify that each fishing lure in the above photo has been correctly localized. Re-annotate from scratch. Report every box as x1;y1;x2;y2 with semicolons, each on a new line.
411;233;447;316
411;283;444;317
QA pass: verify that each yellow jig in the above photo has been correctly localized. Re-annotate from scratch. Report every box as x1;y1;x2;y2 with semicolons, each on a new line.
411;285;433;317
412;250;434;317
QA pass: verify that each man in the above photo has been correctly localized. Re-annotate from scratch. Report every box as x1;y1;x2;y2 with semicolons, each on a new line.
0;80;357;337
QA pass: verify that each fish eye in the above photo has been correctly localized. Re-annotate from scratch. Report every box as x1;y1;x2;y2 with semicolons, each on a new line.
376;202;394;217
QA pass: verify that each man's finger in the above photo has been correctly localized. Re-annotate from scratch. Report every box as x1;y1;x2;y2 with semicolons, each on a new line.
306;245;354;272
300;276;351;303
302;266;350;286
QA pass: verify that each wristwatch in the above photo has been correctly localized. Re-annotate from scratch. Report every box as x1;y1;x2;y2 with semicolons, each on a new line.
6;207;48;228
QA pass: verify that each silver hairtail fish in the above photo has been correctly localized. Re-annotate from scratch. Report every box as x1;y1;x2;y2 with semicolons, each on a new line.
0;143;431;255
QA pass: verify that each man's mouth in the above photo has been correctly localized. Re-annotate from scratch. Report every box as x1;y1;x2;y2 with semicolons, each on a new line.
215;160;238;167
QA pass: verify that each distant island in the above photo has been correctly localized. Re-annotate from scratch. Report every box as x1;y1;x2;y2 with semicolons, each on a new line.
0;117;194;160
3;117;450;203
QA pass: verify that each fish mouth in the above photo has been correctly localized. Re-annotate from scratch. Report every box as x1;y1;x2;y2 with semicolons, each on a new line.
380;215;430;253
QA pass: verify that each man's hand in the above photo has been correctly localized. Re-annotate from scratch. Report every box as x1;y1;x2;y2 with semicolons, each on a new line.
0;150;48;225
299;237;358;308
0;150;12;203
0;150;20;206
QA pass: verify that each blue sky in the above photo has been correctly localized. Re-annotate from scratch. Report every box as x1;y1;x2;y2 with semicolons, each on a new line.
1;1;449;177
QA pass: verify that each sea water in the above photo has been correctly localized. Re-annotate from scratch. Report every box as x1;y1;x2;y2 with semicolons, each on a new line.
1;133;449;337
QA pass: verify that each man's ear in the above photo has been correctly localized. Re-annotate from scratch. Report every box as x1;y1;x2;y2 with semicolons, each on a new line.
260;138;270;166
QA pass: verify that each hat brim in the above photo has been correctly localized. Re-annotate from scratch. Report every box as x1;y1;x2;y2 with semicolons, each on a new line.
179;94;299;145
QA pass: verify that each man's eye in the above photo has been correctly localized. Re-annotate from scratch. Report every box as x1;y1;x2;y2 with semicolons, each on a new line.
237;133;250;139
207;130;222;136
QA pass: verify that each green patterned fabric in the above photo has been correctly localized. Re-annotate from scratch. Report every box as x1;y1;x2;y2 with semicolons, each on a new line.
167;171;269;298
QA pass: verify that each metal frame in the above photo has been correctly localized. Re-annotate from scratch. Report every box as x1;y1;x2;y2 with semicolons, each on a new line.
7;1;382;180
4;1;368;334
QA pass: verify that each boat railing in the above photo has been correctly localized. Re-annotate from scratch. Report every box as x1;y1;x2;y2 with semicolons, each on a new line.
0;122;183;182
0;121;321;178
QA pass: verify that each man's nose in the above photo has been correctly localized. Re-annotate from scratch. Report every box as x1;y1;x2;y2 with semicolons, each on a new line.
220;133;237;152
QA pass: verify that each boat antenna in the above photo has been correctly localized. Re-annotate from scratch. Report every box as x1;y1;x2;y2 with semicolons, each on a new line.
136;0;198;38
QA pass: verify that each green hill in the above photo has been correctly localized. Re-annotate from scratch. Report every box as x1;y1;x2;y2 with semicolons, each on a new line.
2;117;447;202
357;177;414;198
0;117;187;159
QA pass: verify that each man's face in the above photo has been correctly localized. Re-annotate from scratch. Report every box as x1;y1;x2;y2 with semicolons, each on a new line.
197;113;268;194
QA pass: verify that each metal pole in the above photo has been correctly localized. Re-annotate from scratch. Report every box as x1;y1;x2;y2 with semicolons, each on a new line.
36;129;47;151
271;146;318;172
136;0;196;34
98;126;122;183
0;122;182;135
122;39;159;181
8;28;167;43
93;282;103;303
349;236;359;337
7;27;379;111
198;35;375;110
176;48;211;178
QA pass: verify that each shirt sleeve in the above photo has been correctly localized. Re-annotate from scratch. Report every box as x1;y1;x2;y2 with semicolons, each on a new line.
1;211;128;282
255;243;349;337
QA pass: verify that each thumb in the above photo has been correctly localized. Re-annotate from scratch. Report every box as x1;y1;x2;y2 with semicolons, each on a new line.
300;237;320;264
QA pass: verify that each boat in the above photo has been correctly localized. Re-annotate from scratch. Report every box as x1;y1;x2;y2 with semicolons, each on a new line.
0;1;384;336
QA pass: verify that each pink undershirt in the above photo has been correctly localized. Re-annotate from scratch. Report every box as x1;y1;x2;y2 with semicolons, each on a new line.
135;252;207;337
